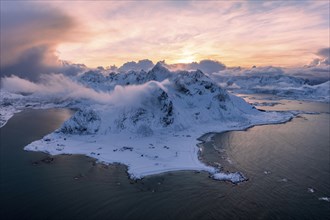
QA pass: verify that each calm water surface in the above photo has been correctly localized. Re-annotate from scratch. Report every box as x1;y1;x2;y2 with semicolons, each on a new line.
0;100;329;220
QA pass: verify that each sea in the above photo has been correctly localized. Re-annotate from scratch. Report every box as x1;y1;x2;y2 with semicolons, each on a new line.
0;97;329;220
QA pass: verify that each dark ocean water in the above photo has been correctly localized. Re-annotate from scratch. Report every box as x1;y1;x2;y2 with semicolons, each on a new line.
0;100;329;220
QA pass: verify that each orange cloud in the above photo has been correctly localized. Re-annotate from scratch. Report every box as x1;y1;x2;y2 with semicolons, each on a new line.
2;1;330;70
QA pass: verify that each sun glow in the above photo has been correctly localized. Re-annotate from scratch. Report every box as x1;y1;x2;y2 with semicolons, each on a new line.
175;50;197;64
176;57;196;64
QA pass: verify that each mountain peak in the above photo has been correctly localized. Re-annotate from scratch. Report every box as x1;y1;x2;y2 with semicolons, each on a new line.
147;61;171;81
151;61;169;72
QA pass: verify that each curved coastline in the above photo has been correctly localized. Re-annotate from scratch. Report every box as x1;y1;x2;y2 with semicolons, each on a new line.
22;108;294;183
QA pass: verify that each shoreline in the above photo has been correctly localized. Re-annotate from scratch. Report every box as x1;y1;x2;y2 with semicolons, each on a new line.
1;106;296;183
22;107;295;183
2;106;327;184
5;93;325;183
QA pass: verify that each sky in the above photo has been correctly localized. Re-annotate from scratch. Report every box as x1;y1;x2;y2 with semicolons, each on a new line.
0;0;329;75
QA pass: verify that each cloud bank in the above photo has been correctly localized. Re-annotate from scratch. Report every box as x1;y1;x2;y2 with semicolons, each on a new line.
45;0;329;67
0;1;87;80
1;74;170;107
1;1;328;81
164;60;226;74
308;47;330;66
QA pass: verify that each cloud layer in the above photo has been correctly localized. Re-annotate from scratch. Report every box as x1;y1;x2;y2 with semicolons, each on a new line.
1;1;329;82
165;60;226;74
309;47;330;66
0;2;87;80
1;74;170;107
2;0;328;72
48;1;329;67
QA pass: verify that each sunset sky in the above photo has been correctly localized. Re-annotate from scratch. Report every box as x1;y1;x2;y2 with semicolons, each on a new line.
1;0;329;70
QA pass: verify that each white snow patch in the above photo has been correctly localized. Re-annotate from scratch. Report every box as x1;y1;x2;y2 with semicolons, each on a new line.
212;172;247;183
318;197;330;202
308;188;315;193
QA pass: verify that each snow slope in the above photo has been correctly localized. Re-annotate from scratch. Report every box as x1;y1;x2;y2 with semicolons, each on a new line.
2;63;294;182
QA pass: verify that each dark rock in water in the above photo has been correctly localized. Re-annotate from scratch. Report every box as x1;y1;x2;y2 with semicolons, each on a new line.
33;157;54;165
41;157;54;164
73;173;84;180
32;161;40;166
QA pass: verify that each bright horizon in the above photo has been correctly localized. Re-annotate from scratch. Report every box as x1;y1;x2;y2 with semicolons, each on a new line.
1;0;329;70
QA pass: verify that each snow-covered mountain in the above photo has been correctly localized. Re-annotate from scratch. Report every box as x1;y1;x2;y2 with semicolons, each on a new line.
2;62;295;182
60;62;293;136
210;69;329;102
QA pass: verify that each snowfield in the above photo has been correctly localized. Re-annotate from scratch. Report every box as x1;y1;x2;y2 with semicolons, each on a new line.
1;63;298;183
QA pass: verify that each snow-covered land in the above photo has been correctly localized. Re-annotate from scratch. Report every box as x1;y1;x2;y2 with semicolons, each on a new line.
0;88;72;128
0;91;24;127
1;63;296;182
210;66;330;102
